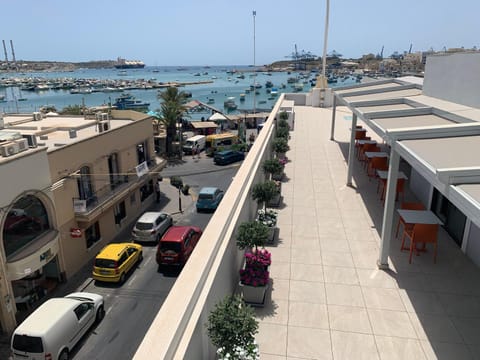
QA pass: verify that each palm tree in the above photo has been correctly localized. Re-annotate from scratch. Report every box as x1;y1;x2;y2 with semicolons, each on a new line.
156;87;189;157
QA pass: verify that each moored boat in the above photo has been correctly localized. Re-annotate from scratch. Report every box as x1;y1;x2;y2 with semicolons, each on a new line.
113;93;150;111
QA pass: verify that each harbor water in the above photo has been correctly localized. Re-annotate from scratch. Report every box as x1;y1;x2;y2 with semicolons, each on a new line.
0;66;358;119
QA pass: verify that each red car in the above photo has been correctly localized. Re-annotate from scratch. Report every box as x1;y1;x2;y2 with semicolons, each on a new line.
156;226;202;267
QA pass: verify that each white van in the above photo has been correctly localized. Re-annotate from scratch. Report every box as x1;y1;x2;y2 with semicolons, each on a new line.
182;135;206;154
11;292;104;360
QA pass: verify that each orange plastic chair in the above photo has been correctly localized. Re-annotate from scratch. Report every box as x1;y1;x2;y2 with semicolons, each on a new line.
400;223;439;263
379;177;406;202
355;136;371;157
367;156;388;178
395;202;426;237
359;144;380;163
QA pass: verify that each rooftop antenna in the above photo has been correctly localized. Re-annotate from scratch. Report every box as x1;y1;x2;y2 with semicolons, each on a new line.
2;40;9;68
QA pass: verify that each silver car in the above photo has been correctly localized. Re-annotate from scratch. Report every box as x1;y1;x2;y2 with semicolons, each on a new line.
132;212;173;243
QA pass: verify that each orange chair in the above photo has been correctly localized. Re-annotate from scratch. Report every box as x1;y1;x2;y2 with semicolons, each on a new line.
359;144;381;163
367;156;388;178
400;223;439;263
355;136;371;157
395;202;426;238
379;177;406;202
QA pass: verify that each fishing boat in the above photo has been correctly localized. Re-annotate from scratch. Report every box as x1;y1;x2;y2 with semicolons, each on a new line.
223;97;237;111
114;57;145;69
270;88;278;96
113;93;150;111
239;94;246;101
207;98;215;104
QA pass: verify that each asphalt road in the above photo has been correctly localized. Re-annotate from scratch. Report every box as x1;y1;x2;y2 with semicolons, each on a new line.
71;156;240;360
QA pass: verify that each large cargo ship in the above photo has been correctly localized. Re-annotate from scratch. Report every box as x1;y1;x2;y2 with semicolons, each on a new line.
114;57;145;69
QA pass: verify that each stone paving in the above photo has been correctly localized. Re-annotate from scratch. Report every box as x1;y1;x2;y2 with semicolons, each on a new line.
256;106;480;360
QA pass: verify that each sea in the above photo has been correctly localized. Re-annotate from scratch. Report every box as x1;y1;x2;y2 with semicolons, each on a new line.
0;65;358;120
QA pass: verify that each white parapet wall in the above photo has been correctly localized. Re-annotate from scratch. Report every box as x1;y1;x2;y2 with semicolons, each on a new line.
133;95;286;360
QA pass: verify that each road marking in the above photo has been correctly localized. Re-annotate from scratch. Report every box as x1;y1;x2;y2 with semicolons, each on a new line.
143;256;152;266
105;305;114;316
127;274;137;286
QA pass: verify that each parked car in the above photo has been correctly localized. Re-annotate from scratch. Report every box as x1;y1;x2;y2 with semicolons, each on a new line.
196;187;224;212
213;150;245;165
132;211;173;243
156;226;202;268
92;243;143;284
11;292;104;360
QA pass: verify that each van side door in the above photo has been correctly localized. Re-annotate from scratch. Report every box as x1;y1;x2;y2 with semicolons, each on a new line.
71;302;95;346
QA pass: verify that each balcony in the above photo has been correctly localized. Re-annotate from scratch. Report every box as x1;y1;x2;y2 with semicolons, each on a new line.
74;158;166;223
134;93;480;359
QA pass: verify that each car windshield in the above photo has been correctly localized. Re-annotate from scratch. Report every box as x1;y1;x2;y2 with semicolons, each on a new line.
95;259;116;268
135;221;154;230
160;242;182;253
198;194;213;200
13;335;44;353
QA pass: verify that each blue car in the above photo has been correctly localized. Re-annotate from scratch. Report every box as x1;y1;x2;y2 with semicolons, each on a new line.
196;187;224;212
214;150;245;165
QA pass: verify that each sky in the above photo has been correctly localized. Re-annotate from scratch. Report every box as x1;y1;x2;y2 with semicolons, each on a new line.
0;0;479;66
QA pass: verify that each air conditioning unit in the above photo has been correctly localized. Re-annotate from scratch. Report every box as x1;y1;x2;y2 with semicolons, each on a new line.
33;112;42;121
0;142;20;157
97;120;110;133
69;129;77;138
22;134;38;148
95;112;109;121
15;138;29;152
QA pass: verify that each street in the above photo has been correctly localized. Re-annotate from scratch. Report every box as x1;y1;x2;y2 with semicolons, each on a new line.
70;155;240;359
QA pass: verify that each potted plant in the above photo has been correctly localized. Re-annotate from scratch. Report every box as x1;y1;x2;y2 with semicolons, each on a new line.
236;221;272;306
262;158;284;181
271;138;289;158
252;180;281;209
206;294;259;360
275;126;289;140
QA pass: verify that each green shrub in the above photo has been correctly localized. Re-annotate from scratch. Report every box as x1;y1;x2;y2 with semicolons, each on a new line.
170;176;183;189
271;138;289;154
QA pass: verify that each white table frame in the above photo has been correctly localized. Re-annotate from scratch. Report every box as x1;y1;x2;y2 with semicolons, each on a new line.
397;209;444;225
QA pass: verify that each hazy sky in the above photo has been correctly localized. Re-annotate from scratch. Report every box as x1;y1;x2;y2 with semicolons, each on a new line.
1;0;478;66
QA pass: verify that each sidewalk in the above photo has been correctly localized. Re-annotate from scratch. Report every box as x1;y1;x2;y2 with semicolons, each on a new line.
0;179;193;359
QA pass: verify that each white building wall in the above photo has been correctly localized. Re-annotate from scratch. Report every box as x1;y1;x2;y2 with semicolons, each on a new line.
466;222;480;267
409;168;432;207
423;52;480;108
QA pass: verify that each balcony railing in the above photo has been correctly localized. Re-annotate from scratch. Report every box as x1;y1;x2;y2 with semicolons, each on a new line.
73;158;165;217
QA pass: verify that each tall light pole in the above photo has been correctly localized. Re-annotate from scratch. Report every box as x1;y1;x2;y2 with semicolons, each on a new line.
316;0;330;89
252;10;256;124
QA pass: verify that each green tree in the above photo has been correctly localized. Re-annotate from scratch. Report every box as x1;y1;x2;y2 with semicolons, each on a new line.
156;87;189;157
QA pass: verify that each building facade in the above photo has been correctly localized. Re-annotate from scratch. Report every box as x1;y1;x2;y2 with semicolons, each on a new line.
0;110;163;332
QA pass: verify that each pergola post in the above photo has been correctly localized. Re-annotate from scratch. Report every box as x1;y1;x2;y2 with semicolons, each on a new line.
346;113;357;186
378;147;400;269
330;95;337;140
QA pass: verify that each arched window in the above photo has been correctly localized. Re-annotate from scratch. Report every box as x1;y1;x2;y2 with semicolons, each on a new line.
3;195;50;259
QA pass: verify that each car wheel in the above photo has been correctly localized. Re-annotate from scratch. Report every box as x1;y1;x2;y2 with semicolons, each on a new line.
138;251;143;263
119;273;126;284
59;349;69;360
96;305;105;323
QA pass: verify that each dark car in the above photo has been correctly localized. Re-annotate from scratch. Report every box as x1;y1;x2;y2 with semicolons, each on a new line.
156;226;202;267
214;150;245;165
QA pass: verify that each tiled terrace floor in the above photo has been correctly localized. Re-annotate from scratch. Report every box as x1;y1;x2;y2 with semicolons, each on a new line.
255;105;480;360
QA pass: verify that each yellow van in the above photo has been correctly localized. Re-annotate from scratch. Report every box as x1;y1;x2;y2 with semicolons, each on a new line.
205;133;239;156
92;243;143;284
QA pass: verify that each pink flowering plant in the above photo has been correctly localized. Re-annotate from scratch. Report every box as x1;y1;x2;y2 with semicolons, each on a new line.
240;249;271;287
236;221;272;287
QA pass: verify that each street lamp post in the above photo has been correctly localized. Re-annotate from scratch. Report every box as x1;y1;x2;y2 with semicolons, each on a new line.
178;186;183;213
252;10;256;121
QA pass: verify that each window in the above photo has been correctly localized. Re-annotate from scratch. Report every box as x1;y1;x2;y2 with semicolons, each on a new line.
114;201;126;225
74;303;91;320
77;166;96;207
108;153;122;190
137;141;150;165
85;222;101;248
12;335;43;353
3;195;50;259
118;252;128;266
130;193;136;205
